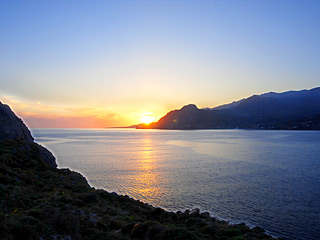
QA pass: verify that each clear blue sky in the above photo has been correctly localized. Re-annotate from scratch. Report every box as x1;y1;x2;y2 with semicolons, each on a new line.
0;0;319;127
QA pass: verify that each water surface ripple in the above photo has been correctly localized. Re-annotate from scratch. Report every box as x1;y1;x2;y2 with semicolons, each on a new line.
32;129;320;240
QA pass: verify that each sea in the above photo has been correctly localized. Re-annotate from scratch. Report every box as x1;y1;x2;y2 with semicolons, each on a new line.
31;128;320;240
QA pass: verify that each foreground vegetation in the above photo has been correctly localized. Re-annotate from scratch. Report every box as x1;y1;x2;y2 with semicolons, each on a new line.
0;140;278;240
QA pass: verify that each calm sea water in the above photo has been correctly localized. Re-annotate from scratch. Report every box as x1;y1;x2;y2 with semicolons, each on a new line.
31;129;320;240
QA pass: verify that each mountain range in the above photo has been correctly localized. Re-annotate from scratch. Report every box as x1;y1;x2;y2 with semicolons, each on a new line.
137;87;320;130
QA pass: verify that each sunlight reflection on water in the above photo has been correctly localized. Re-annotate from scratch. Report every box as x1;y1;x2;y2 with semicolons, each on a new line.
133;136;163;203
32;129;320;240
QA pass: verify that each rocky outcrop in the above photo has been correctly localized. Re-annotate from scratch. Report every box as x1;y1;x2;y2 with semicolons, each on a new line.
0;101;33;142
32;142;57;168
0;101;57;167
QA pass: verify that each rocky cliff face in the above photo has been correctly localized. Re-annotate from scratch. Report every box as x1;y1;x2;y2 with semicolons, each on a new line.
0;101;57;167
0;101;33;142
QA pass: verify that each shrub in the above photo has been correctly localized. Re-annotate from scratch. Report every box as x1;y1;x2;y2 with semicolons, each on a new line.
157;227;197;240
220;228;242;238
11;224;37;240
131;223;149;238
28;208;41;218
201;225;216;236
233;236;245;240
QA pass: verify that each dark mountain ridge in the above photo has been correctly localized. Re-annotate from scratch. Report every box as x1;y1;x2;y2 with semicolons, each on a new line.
138;87;320;130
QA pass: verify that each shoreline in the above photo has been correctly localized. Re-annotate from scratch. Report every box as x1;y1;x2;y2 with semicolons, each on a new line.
1;139;279;239
71;168;280;240
32;128;320;240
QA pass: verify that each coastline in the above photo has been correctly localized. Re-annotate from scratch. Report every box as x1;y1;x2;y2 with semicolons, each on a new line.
0;102;279;239
31;127;320;240
0;139;279;239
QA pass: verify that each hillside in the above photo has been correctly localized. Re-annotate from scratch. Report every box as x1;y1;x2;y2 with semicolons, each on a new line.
138;87;320;130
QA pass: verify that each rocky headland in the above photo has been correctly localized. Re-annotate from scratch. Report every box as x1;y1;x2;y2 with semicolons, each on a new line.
138;87;320;130
0;101;278;239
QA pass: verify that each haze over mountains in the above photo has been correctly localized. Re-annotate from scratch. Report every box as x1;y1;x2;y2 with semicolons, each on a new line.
138;87;320;130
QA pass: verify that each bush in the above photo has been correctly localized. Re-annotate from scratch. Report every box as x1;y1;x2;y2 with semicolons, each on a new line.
157;227;197;240
54;214;81;237
233;236;245;240
110;218;125;230
0;173;12;184
11;224;37;240
28;208;41;218
201;225;216;236
220;228;242;238
121;223;135;234
131;223;149;238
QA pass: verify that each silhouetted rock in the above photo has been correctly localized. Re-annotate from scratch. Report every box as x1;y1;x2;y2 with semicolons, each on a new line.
32;143;57;168
0;101;33;142
139;87;320;130
0;101;57;167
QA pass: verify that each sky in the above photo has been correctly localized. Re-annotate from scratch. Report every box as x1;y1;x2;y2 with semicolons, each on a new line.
0;0;319;128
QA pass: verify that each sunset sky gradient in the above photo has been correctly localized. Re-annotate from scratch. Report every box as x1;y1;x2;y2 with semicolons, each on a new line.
1;1;319;127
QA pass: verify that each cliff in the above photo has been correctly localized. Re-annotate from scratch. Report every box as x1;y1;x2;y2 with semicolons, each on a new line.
0;101;57;168
0;101;277;239
0;101;34;142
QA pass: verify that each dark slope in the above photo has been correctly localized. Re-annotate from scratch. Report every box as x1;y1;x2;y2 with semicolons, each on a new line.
141;104;237;130
0;101;57;168
0;101;34;142
221;87;320;119
139;87;320;130
0;102;277;239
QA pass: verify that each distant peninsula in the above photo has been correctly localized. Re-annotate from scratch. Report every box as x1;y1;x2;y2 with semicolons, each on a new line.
137;87;320;130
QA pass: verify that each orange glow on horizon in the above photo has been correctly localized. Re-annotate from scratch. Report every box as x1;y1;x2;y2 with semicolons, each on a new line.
1;95;167;128
141;116;155;124
140;113;155;124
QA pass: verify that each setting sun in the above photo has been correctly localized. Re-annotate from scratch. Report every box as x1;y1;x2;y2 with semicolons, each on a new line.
141;115;155;124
